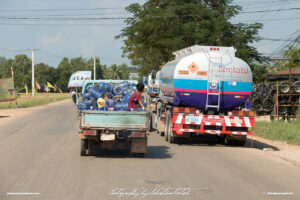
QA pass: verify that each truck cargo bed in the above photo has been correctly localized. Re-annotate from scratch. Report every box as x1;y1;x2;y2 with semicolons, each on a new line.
80;110;149;130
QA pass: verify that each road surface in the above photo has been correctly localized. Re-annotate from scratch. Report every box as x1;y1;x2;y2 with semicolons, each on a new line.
0;100;299;200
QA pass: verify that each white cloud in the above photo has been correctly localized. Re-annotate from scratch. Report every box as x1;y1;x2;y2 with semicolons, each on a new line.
39;32;63;48
30;1;48;10
80;40;95;57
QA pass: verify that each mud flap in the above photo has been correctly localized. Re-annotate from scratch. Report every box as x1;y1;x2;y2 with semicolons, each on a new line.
131;132;147;154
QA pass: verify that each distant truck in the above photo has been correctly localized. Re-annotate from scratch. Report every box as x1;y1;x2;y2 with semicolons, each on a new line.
153;45;255;146
78;80;149;156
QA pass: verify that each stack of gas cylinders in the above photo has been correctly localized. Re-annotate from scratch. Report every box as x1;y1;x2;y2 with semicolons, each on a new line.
78;81;146;111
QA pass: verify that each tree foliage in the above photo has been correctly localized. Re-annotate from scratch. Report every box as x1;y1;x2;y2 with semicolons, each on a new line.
0;55;132;92
281;45;300;69
116;0;265;75
252;64;268;83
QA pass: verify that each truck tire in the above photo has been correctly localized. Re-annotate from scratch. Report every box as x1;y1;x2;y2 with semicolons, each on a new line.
262;98;274;111
234;139;246;146
279;81;290;94
164;110;175;143
252;98;262;111
80;139;87;156
164;110;170;142
149;112;154;131
224;135;246;146
132;153;145;158
293;81;300;94
87;140;94;156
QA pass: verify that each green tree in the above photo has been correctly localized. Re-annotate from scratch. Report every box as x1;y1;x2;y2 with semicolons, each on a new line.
118;63;130;79
35;63;57;90
282;45;300;69
116;0;264;75
252;64;268;83
0;56;6;65
105;64;121;79
56;57;72;92
0;54;32;91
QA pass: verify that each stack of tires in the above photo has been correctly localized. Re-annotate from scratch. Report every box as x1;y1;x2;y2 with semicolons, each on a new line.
251;83;276;114
251;81;300;118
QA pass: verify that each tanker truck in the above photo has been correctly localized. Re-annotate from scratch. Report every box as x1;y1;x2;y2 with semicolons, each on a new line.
153;45;255;146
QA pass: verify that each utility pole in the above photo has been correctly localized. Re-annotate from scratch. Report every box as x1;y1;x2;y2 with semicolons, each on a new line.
94;57;96;80
31;48;39;96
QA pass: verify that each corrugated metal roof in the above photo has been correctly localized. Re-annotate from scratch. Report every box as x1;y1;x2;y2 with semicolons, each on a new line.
268;68;300;75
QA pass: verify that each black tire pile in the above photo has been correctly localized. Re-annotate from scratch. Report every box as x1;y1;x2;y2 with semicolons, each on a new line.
251;81;300;116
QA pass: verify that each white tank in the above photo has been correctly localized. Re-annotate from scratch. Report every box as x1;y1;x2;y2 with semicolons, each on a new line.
159;45;253;110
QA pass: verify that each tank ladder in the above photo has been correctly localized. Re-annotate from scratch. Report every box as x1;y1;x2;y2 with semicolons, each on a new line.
205;56;223;111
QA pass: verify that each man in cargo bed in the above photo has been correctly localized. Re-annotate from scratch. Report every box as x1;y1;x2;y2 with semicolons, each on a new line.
128;83;145;111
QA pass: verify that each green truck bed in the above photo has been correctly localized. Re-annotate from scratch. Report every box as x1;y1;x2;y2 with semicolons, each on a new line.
80;110;149;130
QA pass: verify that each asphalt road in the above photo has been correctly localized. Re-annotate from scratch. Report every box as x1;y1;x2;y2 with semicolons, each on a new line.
0;100;299;200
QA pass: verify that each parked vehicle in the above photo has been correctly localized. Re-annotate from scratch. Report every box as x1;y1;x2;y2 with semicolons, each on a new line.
78;80;149;156
153;45;255;146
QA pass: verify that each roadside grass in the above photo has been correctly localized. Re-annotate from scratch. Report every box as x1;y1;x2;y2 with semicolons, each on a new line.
255;121;300;145
0;93;71;109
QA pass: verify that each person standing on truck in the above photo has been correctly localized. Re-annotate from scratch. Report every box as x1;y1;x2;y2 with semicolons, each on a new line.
128;83;145;111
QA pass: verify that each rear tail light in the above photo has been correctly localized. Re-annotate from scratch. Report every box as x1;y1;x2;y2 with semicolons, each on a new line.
249;111;255;117
173;107;179;112
173;107;196;113
131;132;145;137
231;110;255;117
83;130;96;135
184;107;190;113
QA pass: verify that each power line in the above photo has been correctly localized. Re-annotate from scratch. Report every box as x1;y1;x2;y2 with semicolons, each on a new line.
240;7;300;14
269;30;300;57
0;7;125;12
0;46;31;52
0;23;124;27
232;17;300;22
261;38;296;41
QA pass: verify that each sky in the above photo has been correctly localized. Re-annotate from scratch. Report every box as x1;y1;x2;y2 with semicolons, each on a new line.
0;0;299;68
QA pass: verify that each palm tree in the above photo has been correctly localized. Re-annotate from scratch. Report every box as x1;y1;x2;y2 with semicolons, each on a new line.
106;64;120;80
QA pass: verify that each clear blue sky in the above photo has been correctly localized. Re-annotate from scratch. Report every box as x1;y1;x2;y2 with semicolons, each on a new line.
0;0;299;68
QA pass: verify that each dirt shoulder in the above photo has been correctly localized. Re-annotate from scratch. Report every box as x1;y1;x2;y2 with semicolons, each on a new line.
250;135;300;167
0;99;72;125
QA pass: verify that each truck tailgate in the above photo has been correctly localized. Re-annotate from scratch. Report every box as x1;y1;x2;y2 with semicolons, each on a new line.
80;110;149;130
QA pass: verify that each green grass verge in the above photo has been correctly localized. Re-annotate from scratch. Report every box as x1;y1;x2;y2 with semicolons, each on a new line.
0;93;71;109
255;121;300;145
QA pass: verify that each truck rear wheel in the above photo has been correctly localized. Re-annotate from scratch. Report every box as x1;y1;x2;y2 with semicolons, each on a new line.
132;153;145;157
87;140;94;156
165;110;175;143
80;139;87;156
164;110;170;141
224;135;246;146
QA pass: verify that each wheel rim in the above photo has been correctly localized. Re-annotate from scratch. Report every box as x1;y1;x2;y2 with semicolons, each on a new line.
294;85;300;93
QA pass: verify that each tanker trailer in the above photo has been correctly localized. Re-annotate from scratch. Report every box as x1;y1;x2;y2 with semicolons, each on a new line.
154;45;255;146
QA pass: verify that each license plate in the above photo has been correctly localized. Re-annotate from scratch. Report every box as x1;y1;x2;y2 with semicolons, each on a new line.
100;134;115;141
185;116;200;124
